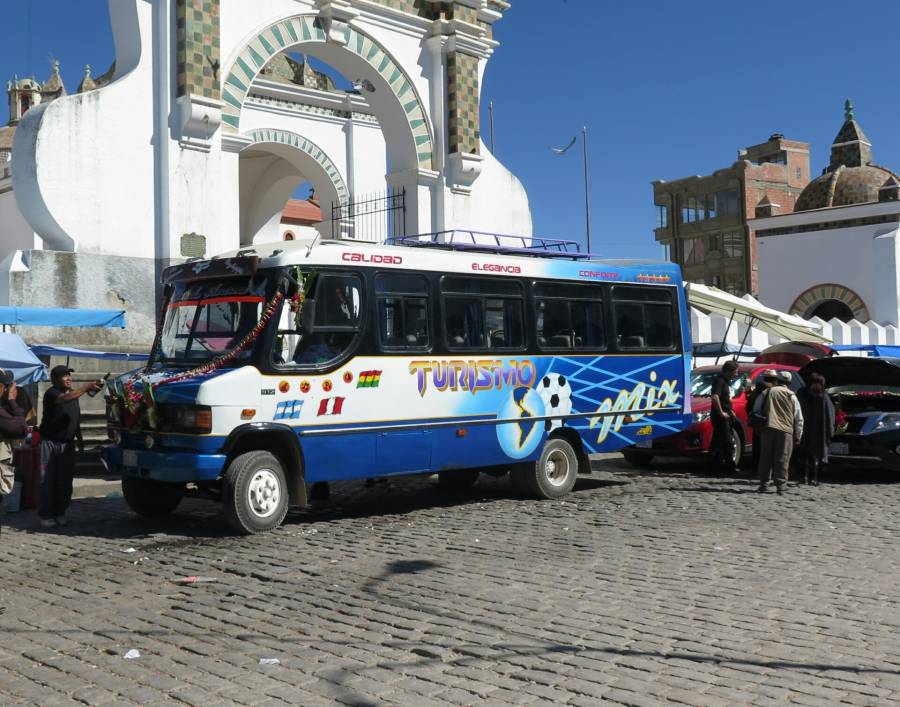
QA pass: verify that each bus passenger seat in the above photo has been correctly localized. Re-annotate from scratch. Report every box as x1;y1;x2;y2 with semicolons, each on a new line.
550;334;572;347
618;335;645;348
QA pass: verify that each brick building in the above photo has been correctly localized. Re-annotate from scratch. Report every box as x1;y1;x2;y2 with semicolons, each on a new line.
652;134;810;295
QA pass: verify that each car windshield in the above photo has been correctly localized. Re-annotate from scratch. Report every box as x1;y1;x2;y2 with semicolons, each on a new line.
691;370;748;397
159;273;273;364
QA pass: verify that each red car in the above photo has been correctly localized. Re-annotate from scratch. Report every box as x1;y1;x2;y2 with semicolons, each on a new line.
622;362;804;468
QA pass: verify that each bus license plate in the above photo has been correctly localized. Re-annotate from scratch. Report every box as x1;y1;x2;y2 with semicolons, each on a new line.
829;442;849;456
636;439;652;449
122;450;139;468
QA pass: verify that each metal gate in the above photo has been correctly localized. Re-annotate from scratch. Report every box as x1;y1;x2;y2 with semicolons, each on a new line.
330;188;406;242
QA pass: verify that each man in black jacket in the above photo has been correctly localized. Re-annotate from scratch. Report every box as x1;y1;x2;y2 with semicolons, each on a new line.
38;366;101;528
0;370;29;534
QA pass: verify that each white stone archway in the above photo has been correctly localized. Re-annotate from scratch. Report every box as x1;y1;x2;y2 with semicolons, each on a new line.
239;128;350;245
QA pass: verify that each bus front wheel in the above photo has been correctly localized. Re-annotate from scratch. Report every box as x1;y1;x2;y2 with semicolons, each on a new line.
223;451;289;535
122;477;183;517
512;438;579;500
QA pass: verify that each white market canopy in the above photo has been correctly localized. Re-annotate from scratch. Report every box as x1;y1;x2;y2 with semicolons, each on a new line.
685;282;830;343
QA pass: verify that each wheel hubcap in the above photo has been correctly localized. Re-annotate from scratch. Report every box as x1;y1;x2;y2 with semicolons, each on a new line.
247;468;280;518
544;449;571;487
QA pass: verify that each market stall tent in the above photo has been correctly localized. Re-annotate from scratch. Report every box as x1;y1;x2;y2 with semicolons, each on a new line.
0;333;48;385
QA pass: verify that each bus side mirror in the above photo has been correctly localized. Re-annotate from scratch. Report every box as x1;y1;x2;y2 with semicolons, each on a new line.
300;298;316;333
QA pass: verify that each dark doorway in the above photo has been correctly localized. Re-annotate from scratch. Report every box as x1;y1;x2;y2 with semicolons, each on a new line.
808;299;854;322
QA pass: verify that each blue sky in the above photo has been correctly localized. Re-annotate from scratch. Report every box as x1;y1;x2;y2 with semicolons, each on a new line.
3;1;900;260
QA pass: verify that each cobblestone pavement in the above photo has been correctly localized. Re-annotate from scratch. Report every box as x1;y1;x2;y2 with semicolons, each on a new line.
2;456;900;706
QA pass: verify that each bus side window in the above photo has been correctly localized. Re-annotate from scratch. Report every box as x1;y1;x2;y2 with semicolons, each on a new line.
534;282;606;351
375;273;430;351
276;271;364;367
440;276;524;351
611;286;676;351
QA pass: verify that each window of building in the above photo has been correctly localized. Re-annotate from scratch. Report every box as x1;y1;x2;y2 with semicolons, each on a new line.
534;282;606;351
724;275;744;296
376;273;430;351
611;286;676;351
656;205;668;229
682;237;705;266
283;231;295;241
705;193;717;220
441;277;524;351
716;189;740;217
796;167;802;180
723;232;743;258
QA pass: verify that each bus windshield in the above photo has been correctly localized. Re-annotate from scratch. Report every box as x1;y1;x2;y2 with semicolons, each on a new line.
159;273;272;364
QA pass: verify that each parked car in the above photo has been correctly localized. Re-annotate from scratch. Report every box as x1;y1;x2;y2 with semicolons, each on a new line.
800;357;900;471
622;362;804;468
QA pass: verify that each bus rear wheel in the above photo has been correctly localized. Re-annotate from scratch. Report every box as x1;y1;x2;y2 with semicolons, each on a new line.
122;477;183;517
512;438;579;500
437;468;480;491
223;451;289;535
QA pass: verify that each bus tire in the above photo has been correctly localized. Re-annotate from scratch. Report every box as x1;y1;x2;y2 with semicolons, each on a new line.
223;451;289;535
437;468;480;491
521;438;579;500
122;477;183;517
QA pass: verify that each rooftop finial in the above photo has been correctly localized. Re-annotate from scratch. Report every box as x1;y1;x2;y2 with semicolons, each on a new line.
52;59;60;75
845;98;855;122
84;64;92;78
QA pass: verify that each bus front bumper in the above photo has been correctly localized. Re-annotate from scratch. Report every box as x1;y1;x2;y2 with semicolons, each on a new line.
105;446;227;483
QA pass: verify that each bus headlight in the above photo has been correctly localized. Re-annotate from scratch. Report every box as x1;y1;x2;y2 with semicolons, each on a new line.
170;405;213;434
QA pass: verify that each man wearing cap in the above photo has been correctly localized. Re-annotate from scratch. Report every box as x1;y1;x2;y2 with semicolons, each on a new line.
755;369;804;495
0;370;28;534
37;366;102;527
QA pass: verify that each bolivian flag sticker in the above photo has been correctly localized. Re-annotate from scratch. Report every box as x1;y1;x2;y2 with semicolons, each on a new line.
357;370;382;388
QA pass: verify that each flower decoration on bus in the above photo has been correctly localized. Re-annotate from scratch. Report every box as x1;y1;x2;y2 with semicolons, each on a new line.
322;379;333;392
343;371;353;384
409;359;536;397
278;380;290;394
300;380;311;394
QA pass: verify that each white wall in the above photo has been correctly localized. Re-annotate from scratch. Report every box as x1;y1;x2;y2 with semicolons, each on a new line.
757;222;900;325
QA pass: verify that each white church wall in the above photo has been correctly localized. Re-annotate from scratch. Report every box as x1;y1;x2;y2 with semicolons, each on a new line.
12;0;157;258
757;222;898;325
0;190;38;263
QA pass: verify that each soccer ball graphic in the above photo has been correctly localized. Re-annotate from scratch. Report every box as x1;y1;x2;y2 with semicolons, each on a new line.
538;374;573;431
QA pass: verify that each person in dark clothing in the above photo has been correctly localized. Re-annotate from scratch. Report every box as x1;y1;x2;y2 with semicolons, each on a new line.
708;360;739;473
797;373;835;486
0;370;29;535
38;366;102;528
746;373;776;473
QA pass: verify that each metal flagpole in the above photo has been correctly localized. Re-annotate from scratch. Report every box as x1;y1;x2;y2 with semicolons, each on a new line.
582;126;591;253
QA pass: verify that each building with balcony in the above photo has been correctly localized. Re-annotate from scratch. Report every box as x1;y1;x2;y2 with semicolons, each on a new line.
652;134;810;295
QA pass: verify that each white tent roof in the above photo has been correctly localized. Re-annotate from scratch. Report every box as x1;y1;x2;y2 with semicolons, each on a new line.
686;283;830;343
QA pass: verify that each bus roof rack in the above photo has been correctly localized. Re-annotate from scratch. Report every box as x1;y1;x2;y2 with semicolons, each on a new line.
387;231;599;260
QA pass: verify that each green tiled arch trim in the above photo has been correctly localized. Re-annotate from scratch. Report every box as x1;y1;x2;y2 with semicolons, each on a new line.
790;283;870;321
244;128;350;205
222;15;434;169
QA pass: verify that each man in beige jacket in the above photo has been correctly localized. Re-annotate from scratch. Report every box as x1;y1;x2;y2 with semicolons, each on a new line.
754;370;804;495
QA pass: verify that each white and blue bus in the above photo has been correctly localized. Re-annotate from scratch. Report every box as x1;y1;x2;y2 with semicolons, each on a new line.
104;233;692;533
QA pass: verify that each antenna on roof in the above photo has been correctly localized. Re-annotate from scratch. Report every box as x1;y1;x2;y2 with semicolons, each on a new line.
305;231;321;258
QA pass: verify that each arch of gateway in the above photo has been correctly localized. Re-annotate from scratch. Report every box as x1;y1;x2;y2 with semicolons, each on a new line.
6;0;530;347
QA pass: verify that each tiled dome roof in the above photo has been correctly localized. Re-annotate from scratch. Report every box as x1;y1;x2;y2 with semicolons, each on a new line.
795;163;900;211
794;101;898;211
